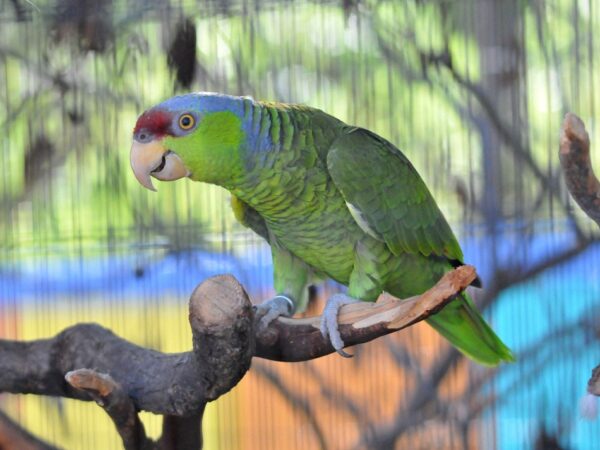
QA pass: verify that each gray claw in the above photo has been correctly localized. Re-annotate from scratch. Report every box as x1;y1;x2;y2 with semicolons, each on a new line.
336;348;354;358
320;293;361;357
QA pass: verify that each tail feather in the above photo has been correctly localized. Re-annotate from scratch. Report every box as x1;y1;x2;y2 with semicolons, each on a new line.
426;292;514;366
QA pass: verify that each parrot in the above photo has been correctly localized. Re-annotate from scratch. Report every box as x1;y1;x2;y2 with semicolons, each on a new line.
130;92;514;365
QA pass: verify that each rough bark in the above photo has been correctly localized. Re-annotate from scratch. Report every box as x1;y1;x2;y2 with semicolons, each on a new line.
0;274;254;448
0;267;476;448
256;265;476;361
560;113;600;404
0;274;253;417
65;369;155;450
559;113;600;228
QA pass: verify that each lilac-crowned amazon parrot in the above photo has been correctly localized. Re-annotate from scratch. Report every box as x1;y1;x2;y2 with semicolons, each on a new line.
130;92;513;365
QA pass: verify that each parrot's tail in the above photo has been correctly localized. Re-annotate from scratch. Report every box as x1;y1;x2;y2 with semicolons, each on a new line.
426;292;514;366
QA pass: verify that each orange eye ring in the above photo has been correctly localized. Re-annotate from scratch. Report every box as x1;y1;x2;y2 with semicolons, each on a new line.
178;113;195;130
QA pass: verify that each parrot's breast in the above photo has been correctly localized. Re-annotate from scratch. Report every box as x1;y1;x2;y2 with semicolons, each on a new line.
239;164;362;284
267;196;360;284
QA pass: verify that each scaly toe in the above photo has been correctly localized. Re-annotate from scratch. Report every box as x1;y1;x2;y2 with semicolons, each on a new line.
257;309;280;331
320;293;360;358
319;315;330;338
254;295;294;331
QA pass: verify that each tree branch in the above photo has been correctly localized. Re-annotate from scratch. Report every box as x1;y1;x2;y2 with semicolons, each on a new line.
65;369;154;450
0;266;475;446
559;113;600;228
0;274;253;417
256;265;476;361
558;113;600;406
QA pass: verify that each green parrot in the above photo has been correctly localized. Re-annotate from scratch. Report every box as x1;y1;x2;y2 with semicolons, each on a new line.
130;92;513;365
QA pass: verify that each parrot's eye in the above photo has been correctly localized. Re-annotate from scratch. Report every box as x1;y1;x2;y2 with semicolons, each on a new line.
178;113;195;130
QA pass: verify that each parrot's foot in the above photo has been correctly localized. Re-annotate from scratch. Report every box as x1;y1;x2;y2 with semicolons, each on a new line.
254;295;295;331
320;294;361;358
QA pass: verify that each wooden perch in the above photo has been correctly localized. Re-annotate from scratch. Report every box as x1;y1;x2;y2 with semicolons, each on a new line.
256;264;476;361
0;266;475;448
559;113;600;228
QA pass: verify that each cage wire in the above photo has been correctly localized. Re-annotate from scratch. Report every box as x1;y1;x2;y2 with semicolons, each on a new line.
1;0;600;448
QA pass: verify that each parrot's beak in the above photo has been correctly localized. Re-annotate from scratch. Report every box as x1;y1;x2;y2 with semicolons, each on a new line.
130;140;190;191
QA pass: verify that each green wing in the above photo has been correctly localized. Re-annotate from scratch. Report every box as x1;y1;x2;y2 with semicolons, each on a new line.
327;127;463;262
327;127;513;365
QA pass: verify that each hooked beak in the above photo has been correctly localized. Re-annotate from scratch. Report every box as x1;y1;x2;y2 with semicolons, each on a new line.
130;140;190;191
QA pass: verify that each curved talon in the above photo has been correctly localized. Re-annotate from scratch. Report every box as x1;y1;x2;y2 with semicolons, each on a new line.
336;348;354;358
320;293;361;358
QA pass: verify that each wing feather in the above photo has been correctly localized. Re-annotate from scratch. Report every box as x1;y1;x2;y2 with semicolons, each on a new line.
327;127;463;261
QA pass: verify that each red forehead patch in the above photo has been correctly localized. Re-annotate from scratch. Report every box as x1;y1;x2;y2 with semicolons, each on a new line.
133;110;173;137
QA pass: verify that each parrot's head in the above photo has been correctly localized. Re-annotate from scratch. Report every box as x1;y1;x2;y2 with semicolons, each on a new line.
130;92;245;191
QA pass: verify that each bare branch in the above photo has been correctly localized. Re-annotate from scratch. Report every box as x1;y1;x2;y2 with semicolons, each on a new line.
0;274;255;417
1;267;475;393
557;113;600;410
0;267;475;446
559;113;600;227
65;369;153;450
256;265;477;361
